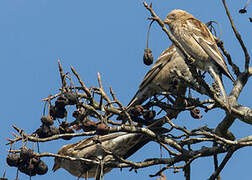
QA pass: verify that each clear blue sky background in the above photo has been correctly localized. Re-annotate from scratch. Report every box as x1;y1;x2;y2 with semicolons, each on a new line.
0;1;251;179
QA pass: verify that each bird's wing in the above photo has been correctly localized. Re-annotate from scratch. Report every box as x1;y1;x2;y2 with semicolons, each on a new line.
186;18;234;82
74;133;127;150
139;46;175;91
127;46;175;108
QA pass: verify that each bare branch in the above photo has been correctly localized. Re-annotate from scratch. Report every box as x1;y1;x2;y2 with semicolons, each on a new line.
222;0;250;72
208;150;235;180
71;65;93;99
217;39;240;77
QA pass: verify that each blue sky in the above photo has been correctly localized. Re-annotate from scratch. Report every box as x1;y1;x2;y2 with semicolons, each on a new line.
0;1;251;179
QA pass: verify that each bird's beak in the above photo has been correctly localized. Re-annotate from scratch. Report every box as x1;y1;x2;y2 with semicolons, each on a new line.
52;163;60;172
163;18;169;24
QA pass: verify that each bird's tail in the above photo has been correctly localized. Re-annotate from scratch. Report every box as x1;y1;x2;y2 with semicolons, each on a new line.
127;96;138;110
126;90;149;110
208;66;228;103
126;88;153;110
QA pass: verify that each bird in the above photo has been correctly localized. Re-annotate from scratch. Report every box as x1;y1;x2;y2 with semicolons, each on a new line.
52;132;150;178
127;45;193;108
163;9;235;104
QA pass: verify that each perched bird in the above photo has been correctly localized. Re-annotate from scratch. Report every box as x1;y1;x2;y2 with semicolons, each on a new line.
127;45;193;108
52;132;150;178
164;9;235;103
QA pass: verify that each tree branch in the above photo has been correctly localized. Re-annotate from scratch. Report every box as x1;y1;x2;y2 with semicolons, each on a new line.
222;0;250;72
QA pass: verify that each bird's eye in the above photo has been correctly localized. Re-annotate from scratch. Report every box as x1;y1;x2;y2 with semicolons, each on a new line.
170;13;176;19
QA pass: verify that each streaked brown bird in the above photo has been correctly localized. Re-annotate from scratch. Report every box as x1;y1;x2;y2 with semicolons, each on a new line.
127;45;193;108
52;132;150;178
164;9;235;103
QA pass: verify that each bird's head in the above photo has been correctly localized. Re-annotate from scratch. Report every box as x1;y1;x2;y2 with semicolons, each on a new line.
52;157;62;172
52;144;73;172
164;9;190;24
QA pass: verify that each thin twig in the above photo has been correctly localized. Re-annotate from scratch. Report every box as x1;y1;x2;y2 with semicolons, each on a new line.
6;125;96;145
58;60;67;90
208;149;235;180
217;39;240;77
42;92;61;101
71;66;93;99
222;0;250;72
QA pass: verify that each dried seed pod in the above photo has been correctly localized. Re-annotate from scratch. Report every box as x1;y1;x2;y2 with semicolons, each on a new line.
190;108;202;119
18;161;36;176
143;48;153;65
55;107;67;119
27;162;35;171
80;118;97;132
50;126;60;136
35;160;48;175
40;116;54;126
35;125;50;138
143;110;156;120
6;153;20;167
63;91;79;105
239;8;247;14
35;126;47;138
35;125;59;138
17;161;28;174
59;121;74;140
96;123;109;135
31;156;40;165
50;102;67;119
129;105;144;117
26;168;37;176
49;105;56;120
55;97;67;108
20;147;33;161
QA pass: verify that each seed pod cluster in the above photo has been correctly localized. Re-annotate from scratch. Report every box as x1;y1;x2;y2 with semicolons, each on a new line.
129;105;156;120
50;97;67;120
40;116;54;126
35;92;79;138
6;147;48;176
62;91;79;105
49;92;79;120
35;124;60;138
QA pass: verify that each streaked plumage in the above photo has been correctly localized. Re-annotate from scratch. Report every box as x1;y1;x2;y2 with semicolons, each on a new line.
52;132;150;178
164;9;234;102
127;45;192;108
